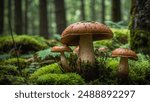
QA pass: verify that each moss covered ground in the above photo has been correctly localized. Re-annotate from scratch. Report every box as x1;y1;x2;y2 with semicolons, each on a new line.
0;29;149;85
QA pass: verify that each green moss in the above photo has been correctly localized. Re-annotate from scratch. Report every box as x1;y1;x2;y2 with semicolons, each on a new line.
129;53;150;84
0;58;29;69
94;40;112;48
106;59;119;70
0;65;18;75
35;73;85;85
111;28;129;38
0;75;26;85
29;63;62;81
94;28;129;50
0;35;48;54
130;29;150;55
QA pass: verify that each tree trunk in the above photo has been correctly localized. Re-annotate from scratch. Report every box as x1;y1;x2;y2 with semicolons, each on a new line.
101;0;105;23
14;0;23;34
54;0;67;34
24;0;28;34
80;0;86;20
112;0;122;22
130;0;150;55
90;0;96;21
0;0;4;35
39;0;49;38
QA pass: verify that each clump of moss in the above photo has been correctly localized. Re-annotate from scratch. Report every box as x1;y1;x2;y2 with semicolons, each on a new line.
35;73;85;85
0;35;48;54
0;75;26;85
0;65;19;76
0;58;29;69
94;29;129;50
29;63;62;81
129;53;150;84
0;65;27;85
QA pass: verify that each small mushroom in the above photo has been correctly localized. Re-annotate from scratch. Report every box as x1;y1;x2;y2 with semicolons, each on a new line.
111;48;138;79
51;45;72;72
98;47;109;52
73;46;79;56
61;21;113;65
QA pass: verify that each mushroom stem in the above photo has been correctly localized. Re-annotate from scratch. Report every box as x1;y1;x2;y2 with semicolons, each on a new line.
60;52;70;72
78;35;95;65
118;57;129;78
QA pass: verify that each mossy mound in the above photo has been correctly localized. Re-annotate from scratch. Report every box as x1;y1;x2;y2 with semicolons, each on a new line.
0;35;48;54
0;65;19;76
0;65;26;85
94;29;129;49
111;28;129;44
0;75;26;85
35;73;85;85
29;63;62;81
0;58;29;69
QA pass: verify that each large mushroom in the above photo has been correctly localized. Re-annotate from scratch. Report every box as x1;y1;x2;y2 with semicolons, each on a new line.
111;48;138;79
61;21;113;65
51;45;72;72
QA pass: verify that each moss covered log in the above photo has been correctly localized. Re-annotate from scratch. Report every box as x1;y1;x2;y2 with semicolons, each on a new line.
0;35;48;54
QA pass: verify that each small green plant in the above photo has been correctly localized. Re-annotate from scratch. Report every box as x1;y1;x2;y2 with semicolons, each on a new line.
36;48;60;60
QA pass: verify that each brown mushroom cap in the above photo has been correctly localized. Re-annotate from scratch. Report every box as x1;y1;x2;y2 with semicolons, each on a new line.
51;45;72;52
111;48;138;60
61;21;113;46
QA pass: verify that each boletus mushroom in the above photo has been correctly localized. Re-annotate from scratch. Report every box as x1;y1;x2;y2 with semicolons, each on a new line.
51;45;72;72
61;21;113;65
111;48;138;79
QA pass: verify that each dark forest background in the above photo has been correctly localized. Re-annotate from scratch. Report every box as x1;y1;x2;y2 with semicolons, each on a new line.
0;0;131;37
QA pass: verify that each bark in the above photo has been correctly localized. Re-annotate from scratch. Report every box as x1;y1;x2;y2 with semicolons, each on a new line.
90;0;96;21
14;0;23;34
0;0;4;35
112;0;122;22
39;0;49;39
24;0;28;34
130;0;150;55
80;0;86;20
101;0;105;23
54;0;67;34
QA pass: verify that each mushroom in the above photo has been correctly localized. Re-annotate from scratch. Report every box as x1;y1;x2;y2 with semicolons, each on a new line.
61;21;113;65
111;48;138;78
51;45;72;72
73;46;79;56
98;47;109;52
